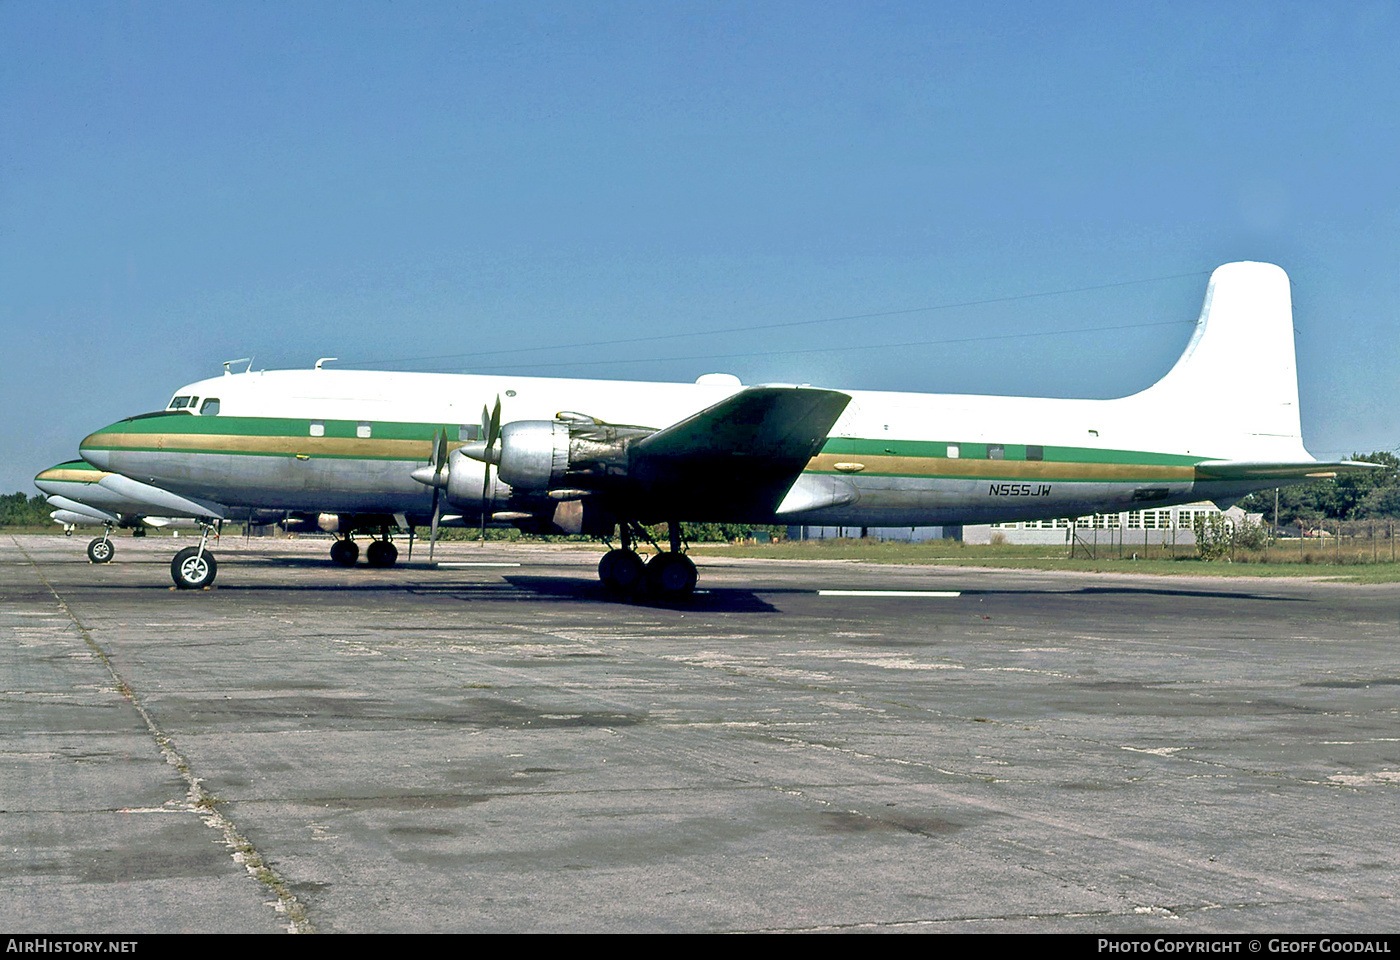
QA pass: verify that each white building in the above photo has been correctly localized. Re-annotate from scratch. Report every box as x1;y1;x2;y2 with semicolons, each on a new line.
963;502;1261;545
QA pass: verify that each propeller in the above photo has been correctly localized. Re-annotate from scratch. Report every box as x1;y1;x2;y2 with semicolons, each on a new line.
427;427;449;560
479;396;502;541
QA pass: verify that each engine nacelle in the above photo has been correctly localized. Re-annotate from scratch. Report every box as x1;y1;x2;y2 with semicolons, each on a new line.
488;417;648;492
445;448;511;508
496;421;570;490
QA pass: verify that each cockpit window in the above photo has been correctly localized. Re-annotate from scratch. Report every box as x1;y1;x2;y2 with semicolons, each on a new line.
199;398;220;416
168;396;192;409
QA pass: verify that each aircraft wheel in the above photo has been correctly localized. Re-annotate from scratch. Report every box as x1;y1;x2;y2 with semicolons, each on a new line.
645;552;698;600
366;540;398;568
329;539;359;566
87;538;114;563
598;549;646;594
170;547;217;589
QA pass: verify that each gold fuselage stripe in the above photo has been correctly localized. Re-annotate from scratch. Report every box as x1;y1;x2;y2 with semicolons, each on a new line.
86;432;444;459
35;468;112;483
804;453;1194;481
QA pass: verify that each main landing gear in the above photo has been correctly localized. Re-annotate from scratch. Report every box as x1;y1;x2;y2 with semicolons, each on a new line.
598;521;698;601
87;525;115;564
329;537;359;566
366;539;399;568
170;520;219;589
328;529;399;568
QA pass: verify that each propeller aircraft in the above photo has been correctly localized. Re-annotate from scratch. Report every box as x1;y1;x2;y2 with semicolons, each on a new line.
75;262;1377;596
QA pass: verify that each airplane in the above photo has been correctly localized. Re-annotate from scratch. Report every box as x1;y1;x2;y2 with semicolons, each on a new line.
33;459;340;574
76;261;1378;596
34;459;225;564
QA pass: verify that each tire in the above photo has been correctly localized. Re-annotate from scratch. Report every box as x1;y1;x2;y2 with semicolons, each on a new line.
365;540;398;568
329;539;359;566
170;547;217;589
645;552;698;600
87;538;114;563
598;549;646;594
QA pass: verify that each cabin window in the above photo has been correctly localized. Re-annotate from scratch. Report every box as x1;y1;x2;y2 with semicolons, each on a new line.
199;398;220;416
987;444;1005;460
946;444;960;459
357;422;372;439
1025;445;1043;461
459;424;480;442
309;421;325;437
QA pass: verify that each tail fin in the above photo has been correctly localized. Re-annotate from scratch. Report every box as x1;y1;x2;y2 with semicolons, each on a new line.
1131;261;1307;459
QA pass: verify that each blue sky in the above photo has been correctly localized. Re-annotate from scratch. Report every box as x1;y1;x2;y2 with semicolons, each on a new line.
3;1;1397;495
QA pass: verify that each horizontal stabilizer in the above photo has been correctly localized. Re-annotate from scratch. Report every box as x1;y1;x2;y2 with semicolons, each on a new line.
1193;460;1383;481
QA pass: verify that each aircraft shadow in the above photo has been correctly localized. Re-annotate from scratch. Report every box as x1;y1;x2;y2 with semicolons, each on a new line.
502;576;780;612
66;570;780;611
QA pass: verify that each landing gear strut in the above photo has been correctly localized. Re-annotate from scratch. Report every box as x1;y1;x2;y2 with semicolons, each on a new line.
87;525;115;564
598;521;697;600
170;520;219;589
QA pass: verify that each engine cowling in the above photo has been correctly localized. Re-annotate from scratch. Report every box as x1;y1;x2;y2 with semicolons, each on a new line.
444;449;511;508
488;418;648;492
496;421;570;490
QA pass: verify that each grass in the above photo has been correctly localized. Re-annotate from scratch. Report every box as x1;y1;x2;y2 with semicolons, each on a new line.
13;526;1399;583
687;537;1400;583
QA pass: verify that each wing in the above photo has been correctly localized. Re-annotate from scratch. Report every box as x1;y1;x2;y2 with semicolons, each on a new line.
626;386;851;520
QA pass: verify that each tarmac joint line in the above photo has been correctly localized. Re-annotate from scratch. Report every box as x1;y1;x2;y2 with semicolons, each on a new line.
12;536;315;934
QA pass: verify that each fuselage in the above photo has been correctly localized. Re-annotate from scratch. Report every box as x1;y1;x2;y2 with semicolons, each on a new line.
78;366;1297;528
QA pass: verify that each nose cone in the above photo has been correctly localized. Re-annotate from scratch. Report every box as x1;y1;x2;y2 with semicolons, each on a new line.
35;460;107;496
80;436;113;470
33;464;63;494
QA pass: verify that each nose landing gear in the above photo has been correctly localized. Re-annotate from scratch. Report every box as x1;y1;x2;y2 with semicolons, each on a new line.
87;526;115;564
170;520;220;589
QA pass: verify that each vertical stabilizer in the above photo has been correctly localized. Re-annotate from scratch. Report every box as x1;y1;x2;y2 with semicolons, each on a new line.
1131;261;1306;457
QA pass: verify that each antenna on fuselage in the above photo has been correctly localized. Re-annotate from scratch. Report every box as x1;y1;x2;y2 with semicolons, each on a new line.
223;358;253;376
315;357;338;370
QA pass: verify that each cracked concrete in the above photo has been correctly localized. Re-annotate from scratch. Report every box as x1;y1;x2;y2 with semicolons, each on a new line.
2;534;1397;932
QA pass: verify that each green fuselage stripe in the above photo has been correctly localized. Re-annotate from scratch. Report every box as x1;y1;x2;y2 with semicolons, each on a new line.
82;413;1211;479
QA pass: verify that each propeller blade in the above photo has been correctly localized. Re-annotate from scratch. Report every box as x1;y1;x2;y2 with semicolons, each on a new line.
433;428;448;480
486;396;501;447
480;465;489;542
479;395;502;543
429;487;441;561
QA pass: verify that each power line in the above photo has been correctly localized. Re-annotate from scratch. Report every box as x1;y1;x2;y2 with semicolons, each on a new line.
413;318;1195;373
338;269;1208;368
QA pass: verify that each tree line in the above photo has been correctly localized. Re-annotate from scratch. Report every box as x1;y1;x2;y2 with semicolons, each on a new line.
4;450;1396;530
0;493;52;527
